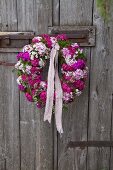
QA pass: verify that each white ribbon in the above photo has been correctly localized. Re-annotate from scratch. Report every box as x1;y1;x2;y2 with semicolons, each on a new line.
44;43;63;134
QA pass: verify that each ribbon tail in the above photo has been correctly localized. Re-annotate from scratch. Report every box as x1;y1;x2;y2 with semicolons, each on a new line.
55;51;63;134
44;48;56;123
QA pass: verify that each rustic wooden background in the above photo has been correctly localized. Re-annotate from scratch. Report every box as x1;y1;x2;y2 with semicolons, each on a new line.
0;0;113;170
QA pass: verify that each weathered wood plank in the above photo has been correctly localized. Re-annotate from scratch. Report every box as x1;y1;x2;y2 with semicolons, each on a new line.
53;0;60;26
87;0;112;169
58;0;93;170
0;54;20;170
17;0;53;170
0;1;20;170
60;0;93;25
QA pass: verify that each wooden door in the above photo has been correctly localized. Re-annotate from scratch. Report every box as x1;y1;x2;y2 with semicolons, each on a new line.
0;0;113;170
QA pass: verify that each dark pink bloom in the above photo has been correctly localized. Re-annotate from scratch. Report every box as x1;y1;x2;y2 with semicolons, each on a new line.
37;102;42;109
57;34;67;40
31;59;39;67
30;67;41;74
18;85;25;91
47;40;52;48
68;46;75;56
21;74;28;81
22;52;30;61
74;80;85;90
40;91;47;102
16;52;23;60
72;59;86;70
62;83;72;93
63;75;72;81
25;93;33;102
62;63;73;71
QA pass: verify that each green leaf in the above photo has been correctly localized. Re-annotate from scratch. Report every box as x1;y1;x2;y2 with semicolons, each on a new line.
63;105;68;112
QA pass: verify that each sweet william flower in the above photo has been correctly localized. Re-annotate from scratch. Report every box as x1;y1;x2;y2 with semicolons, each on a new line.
72;59;86;70
16;52;23;60
40;91;47;102
74;69;84;80
62;63;73;71
25;93;33;102
57;34;67;40
32;36;42;43
31;59;39;67
74;80;85;91
18;85;25;91
37;102;42;108
62;83;72;93
22;52;30;61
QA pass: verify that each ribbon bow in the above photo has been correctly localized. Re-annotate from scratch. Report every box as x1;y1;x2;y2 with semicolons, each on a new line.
44;43;63;134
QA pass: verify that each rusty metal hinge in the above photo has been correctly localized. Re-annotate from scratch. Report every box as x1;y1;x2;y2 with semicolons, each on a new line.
66;141;113;150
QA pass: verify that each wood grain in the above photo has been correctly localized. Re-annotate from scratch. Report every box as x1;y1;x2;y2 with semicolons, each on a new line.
58;0;93;170
87;0;113;169
0;1;20;170
17;0;53;170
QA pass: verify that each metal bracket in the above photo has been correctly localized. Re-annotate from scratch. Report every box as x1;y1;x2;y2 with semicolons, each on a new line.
0;32;35;53
0;27;96;53
66;141;113;150
48;26;96;47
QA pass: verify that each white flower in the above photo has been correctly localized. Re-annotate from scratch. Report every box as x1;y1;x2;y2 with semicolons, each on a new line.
30;51;38;60
33;42;47;55
40;81;46;89
17;76;22;85
19;64;24;70
50;37;57;47
39;59;45;67
26;65;32;74
32;36;42;42
15;61;21;69
23;44;33;53
63;92;73;101
76;89;82;96
30;55;34;60
71;43;79;48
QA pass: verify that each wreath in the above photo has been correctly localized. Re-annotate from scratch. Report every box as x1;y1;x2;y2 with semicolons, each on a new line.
15;34;88;133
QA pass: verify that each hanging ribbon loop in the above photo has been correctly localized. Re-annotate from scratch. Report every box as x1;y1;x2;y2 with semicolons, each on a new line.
44;43;63;134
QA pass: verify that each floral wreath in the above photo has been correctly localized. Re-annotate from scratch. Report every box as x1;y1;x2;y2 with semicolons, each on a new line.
15;34;88;134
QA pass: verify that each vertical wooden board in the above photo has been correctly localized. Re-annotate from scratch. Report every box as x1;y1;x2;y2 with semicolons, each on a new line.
88;0;113;170
60;0;93;25
109;2;113;170
58;0;93;170
17;0;54;170
0;54;20;170
0;0;17;31
53;0;60;26
0;1;20;170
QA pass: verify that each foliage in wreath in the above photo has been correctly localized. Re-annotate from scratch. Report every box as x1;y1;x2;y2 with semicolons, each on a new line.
15;34;88;109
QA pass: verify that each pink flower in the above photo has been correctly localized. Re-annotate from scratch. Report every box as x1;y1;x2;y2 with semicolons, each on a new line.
30;67;41;74
37;102;43;108
74;80;85;90
75;69;84;80
62;48;70;56
62;83;72;93
57;34;67;40
72;59;86;70
40;91;47;102
25;93;33;102
32;36;42;43
71;43;79;48
21;74;28;81
63;92;73;103
31;59;39;67
62;63;73;71
18;85;25;91
68;46;75;56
